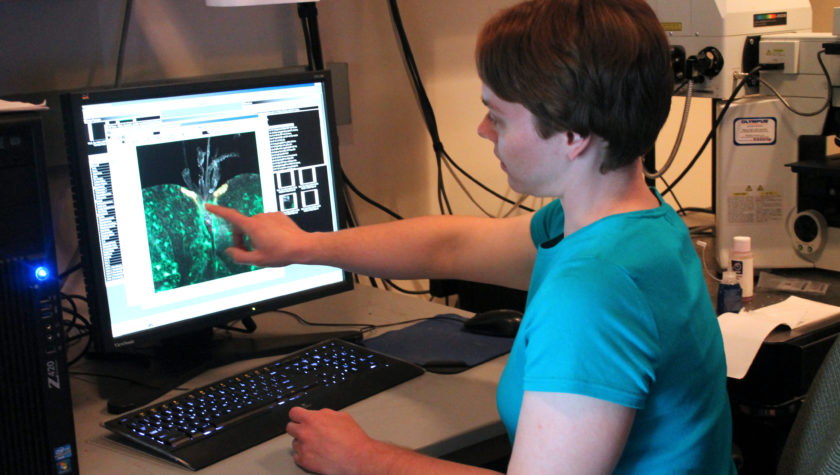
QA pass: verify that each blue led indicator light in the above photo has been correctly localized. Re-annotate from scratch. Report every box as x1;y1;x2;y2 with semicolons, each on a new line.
34;266;50;281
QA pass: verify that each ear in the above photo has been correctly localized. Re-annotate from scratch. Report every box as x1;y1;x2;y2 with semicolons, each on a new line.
564;131;592;160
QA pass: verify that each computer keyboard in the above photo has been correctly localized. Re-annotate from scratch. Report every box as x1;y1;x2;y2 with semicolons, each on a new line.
102;338;425;470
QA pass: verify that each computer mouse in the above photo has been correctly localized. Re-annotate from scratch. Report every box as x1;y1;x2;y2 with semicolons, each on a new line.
462;309;523;338
422;360;470;374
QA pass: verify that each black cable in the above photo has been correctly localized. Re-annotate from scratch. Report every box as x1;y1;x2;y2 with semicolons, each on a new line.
441;149;535;212
304;3;324;70
343;203;357;227
62;307;90;332
383;278;430;295
342;186;360;228
673;79;690;94
275;309;377;333
59;262;82;281
216;318;257;334
387;0;442;150
342;169;404;220
297;3;324;71
387;0;532;215
62;314;91;366
273;309;464;336
61;293;78;315
389;0;452;214
689;224;715;236
657;176;685;215
756;50;832;117
114;0;134;87
341;174;428;294
60;293;88;304
660;66;761;196
681;207;714;215
298;8;314;71
437;154;452;214
63;316;90;340
60;293;92;365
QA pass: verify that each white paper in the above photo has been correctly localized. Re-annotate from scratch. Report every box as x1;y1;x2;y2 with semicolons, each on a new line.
0;99;48;112
718;296;840;379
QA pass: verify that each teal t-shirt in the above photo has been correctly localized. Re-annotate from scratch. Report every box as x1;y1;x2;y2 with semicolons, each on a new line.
497;195;735;474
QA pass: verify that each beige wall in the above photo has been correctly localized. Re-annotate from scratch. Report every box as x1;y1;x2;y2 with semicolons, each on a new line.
812;0;840;31
1;0;839;295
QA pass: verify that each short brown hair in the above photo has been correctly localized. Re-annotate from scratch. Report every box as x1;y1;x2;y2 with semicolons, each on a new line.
476;0;672;172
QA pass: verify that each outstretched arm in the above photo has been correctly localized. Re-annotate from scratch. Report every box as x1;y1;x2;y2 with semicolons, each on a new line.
205;204;536;291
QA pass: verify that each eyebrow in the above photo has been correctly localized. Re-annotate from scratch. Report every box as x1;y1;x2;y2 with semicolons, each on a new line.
481;96;499;111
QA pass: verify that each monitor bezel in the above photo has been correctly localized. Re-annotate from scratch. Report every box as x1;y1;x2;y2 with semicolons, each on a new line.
62;70;353;353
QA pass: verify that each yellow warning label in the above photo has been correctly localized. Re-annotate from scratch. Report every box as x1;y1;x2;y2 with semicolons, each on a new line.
661;22;683;32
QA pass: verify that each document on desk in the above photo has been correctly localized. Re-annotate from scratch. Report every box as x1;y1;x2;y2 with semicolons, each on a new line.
719;296;840;379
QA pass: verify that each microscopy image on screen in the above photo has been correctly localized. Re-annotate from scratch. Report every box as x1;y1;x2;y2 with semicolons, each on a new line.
136;133;263;292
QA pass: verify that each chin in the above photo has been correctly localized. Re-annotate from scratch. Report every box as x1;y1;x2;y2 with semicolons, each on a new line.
508;181;554;199
506;180;529;195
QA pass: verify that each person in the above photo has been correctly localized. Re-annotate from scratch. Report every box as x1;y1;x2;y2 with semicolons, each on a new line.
207;0;735;473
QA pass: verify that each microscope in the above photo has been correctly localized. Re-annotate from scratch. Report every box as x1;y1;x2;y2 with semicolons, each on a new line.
648;0;840;272
647;6;840;473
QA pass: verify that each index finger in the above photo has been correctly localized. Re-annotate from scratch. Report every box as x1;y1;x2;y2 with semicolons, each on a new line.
288;406;313;423
205;203;247;226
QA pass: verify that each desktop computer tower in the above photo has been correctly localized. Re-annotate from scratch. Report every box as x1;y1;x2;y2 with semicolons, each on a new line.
0;112;78;474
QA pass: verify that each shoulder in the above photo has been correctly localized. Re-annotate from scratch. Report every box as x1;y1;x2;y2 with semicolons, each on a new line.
535;257;644;304
527;258;654;338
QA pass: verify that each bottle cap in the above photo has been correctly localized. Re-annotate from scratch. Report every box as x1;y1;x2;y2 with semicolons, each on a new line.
733;236;751;253
721;269;739;284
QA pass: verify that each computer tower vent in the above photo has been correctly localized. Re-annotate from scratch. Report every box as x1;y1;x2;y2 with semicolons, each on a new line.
0;258;76;474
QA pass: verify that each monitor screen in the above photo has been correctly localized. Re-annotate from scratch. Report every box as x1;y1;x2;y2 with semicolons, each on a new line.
62;71;352;354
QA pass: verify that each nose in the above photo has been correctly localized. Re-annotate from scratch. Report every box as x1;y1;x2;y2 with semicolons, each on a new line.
477;115;496;143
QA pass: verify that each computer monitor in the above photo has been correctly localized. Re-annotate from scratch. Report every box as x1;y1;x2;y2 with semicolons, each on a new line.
62;70;354;411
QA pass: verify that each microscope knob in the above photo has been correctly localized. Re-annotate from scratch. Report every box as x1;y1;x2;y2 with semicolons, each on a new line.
789;210;827;262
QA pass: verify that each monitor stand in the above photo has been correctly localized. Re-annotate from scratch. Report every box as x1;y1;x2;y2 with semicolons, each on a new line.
87;326;362;414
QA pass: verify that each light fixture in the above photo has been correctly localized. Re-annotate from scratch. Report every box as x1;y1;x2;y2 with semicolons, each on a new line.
206;0;318;6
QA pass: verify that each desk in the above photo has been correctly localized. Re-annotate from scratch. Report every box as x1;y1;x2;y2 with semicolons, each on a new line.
689;228;840;474
70;286;508;473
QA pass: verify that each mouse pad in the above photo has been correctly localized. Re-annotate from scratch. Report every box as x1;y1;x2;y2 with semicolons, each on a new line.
363;314;514;374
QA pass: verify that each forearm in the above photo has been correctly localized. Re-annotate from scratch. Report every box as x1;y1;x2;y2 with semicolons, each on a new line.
305;214;530;286
287;407;504;475
304;216;464;279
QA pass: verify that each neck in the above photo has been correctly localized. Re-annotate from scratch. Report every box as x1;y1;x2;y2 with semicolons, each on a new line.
560;159;658;236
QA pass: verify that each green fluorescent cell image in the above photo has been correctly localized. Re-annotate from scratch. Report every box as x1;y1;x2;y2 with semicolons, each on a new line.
137;133;263;292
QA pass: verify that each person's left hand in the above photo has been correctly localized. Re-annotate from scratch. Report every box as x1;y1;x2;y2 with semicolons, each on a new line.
286;406;378;475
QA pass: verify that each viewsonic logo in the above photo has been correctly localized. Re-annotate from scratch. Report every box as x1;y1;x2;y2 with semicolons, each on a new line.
114;339;135;348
